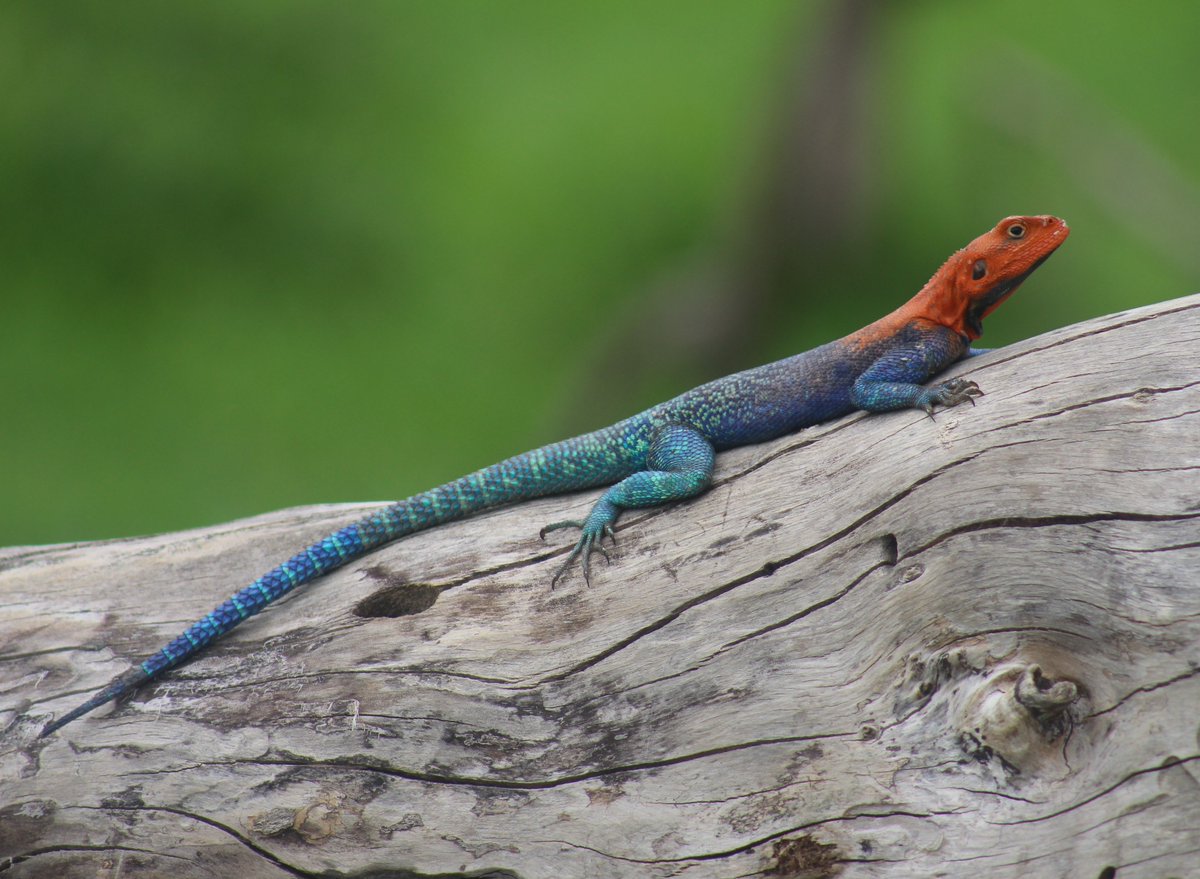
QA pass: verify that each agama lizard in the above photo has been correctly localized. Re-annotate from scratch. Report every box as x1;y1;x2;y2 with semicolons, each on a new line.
39;214;1069;737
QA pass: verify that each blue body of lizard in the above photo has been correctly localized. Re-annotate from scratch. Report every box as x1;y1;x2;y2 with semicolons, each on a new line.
40;215;1068;737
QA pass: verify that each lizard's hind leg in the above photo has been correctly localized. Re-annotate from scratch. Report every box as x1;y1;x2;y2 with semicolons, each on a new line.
541;423;715;587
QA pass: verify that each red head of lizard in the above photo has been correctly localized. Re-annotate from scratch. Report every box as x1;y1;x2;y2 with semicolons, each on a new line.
908;215;1069;340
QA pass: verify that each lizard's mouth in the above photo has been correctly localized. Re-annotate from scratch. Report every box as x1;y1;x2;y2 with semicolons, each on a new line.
965;251;1054;338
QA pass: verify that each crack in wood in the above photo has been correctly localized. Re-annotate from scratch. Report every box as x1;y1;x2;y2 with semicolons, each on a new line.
902;511;1200;561
1088;667;1200;718
148;730;855;793
1025;380;1198;422
80;803;317;878
992;754;1200;826
0;843;192;872
713;561;891;657
544;807;963;866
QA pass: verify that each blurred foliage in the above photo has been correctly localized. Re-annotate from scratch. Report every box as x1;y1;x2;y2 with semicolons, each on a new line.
3;1;1198;546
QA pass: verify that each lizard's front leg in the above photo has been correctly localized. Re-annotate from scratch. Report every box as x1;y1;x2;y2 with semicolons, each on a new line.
849;331;981;418
541;423;715;586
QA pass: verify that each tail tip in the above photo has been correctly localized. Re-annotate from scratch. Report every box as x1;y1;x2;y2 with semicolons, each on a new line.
37;665;150;738
38;716;68;739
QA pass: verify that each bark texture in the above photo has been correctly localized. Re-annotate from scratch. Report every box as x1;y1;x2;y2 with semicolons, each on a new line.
3;296;1198;879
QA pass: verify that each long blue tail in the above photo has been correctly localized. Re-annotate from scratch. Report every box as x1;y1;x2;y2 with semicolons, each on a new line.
39;516;393;737
39;509;424;736
39;468;526;737
39;427;638;737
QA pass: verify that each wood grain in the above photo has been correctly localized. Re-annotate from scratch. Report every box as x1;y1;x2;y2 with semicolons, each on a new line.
3;296;1198;878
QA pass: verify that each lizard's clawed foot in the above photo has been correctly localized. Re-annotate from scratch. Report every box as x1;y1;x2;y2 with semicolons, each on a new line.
919;377;984;418
540;514;618;588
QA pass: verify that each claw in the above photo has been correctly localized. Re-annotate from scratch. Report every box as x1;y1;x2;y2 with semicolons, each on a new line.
603;523;617;545
550;541;584;589
540;520;583;540
922;377;987;416
580;537;593;586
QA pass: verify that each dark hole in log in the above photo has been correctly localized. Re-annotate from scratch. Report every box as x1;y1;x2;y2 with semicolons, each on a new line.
354;583;442;618
880;533;898;565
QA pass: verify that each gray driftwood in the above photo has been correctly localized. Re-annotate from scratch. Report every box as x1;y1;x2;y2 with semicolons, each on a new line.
3;296;1199;879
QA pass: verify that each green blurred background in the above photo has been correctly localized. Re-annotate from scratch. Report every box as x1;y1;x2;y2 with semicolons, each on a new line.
4;1;1198;546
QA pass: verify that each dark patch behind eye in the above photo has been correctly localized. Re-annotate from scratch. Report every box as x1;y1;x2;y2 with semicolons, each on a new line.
972;259;987;280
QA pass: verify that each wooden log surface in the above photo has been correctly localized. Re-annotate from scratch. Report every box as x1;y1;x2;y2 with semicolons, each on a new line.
3;296;1198;879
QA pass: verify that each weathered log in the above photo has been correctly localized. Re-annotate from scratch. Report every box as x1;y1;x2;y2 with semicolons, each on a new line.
3;296;1198;878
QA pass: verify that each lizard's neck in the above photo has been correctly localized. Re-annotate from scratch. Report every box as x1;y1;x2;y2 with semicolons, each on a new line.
896;275;972;339
844;274;968;350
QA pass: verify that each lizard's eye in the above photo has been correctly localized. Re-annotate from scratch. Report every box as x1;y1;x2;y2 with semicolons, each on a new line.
1007;224;1026;239
972;259;987;280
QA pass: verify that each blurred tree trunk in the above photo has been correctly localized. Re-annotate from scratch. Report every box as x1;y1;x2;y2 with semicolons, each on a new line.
566;0;878;430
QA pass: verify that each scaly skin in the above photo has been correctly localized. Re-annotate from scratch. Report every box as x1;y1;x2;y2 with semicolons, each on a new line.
40;215;1069;737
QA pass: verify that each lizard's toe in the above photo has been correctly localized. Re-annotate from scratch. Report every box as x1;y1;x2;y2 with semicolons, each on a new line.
540;520;583;540
921;377;985;414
